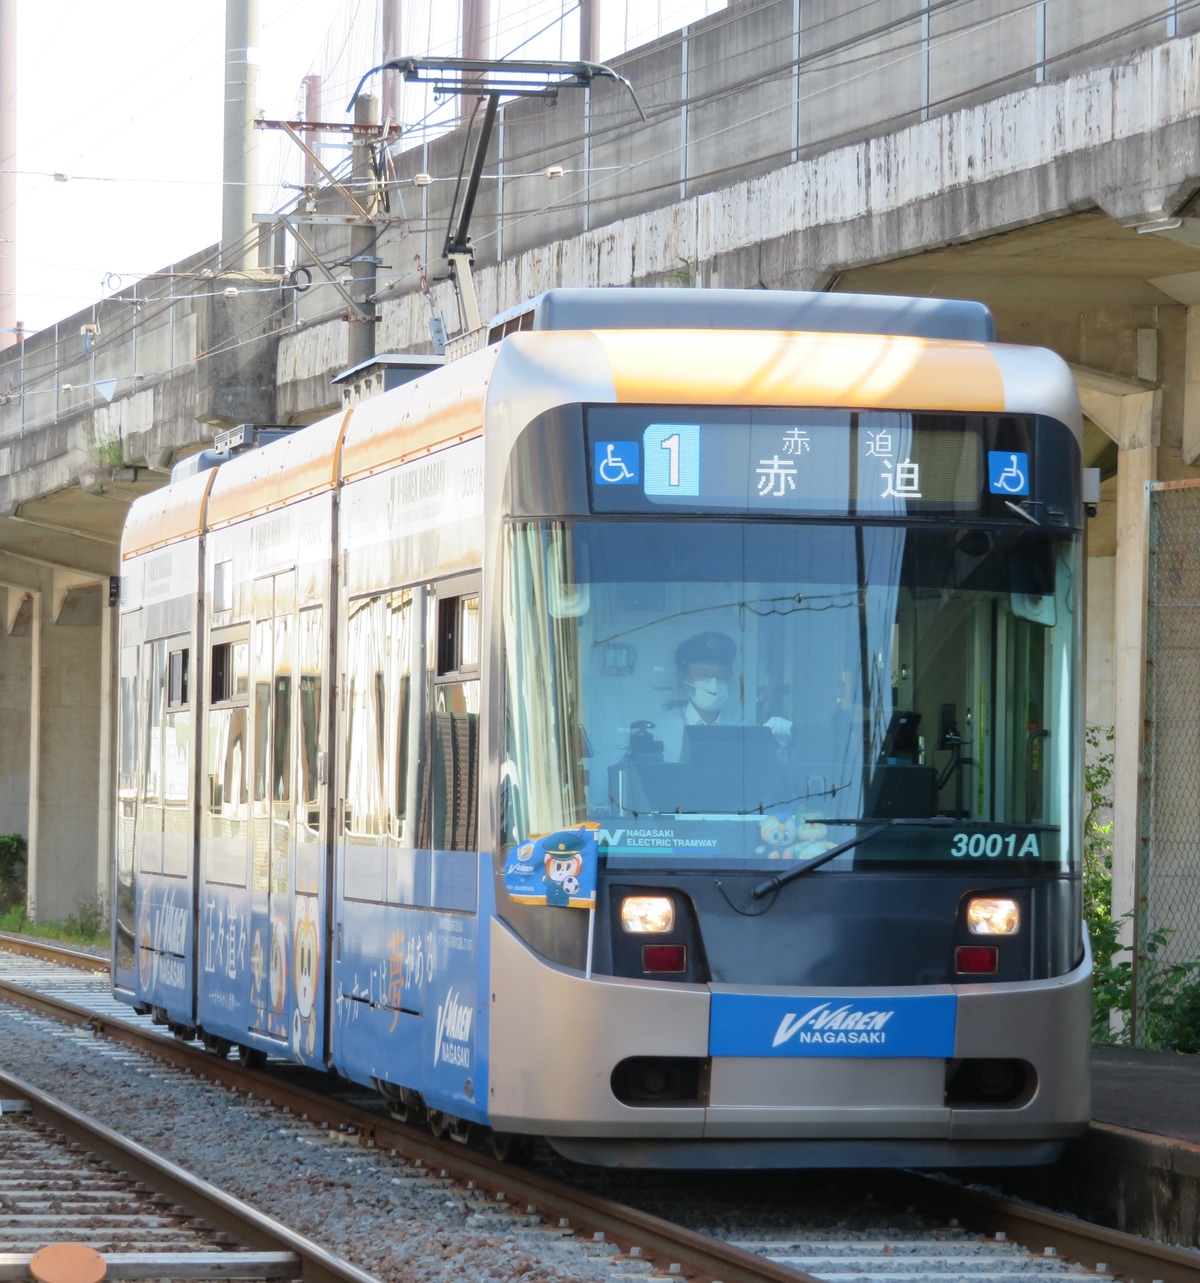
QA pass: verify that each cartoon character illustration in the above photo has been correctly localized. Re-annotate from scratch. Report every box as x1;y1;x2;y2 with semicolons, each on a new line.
541;831;588;906
756;811;798;858
269;922;288;1016
292;900;320;1058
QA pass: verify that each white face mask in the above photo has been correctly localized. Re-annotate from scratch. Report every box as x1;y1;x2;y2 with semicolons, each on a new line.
687;678;729;713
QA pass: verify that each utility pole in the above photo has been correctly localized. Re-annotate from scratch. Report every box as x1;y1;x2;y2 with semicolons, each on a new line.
221;0;260;271
381;0;404;127
580;0;600;62
303;74;322;190
460;0;490;125
0;0;17;352
347;94;379;369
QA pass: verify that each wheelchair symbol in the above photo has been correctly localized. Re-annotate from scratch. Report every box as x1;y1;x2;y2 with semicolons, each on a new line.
594;441;639;485
988;451;1029;496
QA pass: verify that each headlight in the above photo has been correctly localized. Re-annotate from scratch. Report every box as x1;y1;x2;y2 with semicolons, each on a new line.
967;897;1020;935
620;895;675;934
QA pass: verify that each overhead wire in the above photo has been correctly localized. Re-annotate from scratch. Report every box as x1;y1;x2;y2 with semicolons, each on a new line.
4;0;1196;403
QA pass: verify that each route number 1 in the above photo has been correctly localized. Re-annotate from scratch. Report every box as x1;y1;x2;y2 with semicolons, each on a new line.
642;424;701;497
660;433;681;487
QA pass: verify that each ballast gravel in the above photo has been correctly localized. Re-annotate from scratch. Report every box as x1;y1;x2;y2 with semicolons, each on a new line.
0;964;1102;1283
0;1004;619;1283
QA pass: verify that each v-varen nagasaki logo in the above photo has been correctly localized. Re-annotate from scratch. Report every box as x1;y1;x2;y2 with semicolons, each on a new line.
773;1002;895;1047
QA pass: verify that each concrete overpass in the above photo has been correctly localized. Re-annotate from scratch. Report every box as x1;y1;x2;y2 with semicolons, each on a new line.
1;0;1197;953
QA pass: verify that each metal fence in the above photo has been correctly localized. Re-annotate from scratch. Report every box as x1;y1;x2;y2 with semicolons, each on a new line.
1144;480;1200;968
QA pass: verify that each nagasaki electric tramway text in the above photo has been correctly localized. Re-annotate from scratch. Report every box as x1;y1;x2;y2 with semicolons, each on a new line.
113;288;1091;1168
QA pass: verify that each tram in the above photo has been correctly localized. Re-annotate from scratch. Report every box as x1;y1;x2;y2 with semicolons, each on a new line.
113;287;1090;1167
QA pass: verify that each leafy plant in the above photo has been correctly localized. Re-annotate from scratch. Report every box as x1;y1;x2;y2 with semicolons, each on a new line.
0;903;28;932
0;833;27;917
1084;725;1200;1051
63;896;106;941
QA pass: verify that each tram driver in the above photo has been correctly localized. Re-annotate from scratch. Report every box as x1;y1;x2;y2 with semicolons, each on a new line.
656;630;793;762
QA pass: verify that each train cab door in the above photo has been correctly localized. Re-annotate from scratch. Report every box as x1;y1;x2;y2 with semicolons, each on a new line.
292;603;327;1065
249;570;296;1045
996;601;1051;826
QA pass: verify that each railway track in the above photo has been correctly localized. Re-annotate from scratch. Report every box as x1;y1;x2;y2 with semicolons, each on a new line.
2;938;1198;1283
0;1067;381;1283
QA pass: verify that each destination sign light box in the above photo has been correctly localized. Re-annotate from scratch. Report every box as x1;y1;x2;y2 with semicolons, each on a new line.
587;408;983;516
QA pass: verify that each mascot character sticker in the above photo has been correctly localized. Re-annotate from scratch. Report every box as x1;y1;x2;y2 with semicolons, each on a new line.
503;824;599;908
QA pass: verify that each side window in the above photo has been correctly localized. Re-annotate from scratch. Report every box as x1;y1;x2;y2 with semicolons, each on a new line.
344;596;387;843
206;628;250;886
162;645;191;876
139;638;166;873
298;607;323;840
143;639;165;806
167;648;189;708
419;591;480;852
386;589;418;841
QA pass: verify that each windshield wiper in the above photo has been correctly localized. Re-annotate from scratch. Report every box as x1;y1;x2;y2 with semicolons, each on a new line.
750;816;958;899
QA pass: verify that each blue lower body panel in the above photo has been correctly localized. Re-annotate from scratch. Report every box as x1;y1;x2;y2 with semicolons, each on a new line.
331;848;492;1124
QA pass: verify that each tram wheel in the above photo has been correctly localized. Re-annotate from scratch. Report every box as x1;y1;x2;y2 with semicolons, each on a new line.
426;1109;449;1140
488;1132;534;1164
201;1033;232;1058
237;1045;268;1071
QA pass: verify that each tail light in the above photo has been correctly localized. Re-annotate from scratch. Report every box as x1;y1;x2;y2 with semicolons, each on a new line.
955;945;998;974
642;944;687;973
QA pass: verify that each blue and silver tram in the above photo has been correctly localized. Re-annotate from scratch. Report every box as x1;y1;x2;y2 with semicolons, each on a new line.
113;288;1090;1167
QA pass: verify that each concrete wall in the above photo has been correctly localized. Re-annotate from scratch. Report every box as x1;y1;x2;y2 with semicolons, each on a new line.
278;0;1197;382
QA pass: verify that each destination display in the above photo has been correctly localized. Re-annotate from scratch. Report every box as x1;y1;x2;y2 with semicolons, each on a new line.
587;408;994;516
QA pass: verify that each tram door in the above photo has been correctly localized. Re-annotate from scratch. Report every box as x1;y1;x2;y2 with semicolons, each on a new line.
250;571;295;1042
292;604;326;1065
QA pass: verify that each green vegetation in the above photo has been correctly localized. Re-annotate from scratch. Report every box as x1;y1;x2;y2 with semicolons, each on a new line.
1085;726;1200;1052
0;835;106;944
0;833;26;917
92;435;125;469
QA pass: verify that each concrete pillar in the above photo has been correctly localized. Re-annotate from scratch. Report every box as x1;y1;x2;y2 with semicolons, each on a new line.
26;573;104;923
1182;306;1200;465
1109;392;1157;953
0;585;31;843
25;586;40;920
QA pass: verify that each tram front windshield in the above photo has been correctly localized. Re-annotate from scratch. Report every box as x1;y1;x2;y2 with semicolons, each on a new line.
503;520;1079;871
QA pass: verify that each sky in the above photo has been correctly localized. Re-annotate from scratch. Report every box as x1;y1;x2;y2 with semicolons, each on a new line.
9;0;726;336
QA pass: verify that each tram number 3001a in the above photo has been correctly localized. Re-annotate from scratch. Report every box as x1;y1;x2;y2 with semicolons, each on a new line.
950;832;1042;859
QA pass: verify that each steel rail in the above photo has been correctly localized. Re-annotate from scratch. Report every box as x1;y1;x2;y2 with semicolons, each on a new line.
0;932;110;972
878;1170;1200;1283
0;1067;381;1283
5;975;1199;1283
0;979;819;1283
